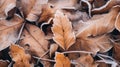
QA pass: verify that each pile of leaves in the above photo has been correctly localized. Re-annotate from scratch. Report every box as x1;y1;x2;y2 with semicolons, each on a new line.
0;0;120;67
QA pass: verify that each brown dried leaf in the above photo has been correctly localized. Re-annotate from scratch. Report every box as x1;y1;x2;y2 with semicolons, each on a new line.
113;43;120;63
0;0;16;18
76;35;112;54
74;54;98;67
77;5;120;38
54;52;71;67
92;0;120;14
0;60;9;67
20;23;51;67
19;0;48;22
115;13;120;32
49;0;78;9
50;44;58;57
0;14;23;51
9;44;31;67
52;10;76;50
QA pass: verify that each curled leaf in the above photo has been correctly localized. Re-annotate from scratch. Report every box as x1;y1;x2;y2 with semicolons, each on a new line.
0;0;16;18
54;52;71;67
52;10;76;50
77;5;120;38
50;44;58;57
92;0;120;14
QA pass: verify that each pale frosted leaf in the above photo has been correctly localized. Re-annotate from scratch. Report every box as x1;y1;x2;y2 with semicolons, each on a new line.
19;23;51;67
115;13;120;32
92;0;120;14
77;6;120;38
74;54;98;67
0;0;16;18
0;14;23;51
49;44;58;57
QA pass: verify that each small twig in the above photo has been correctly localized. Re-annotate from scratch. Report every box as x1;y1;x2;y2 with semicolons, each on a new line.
41;50;50;58
33;56;78;65
62;51;93;54
33;56;55;63
15;22;26;44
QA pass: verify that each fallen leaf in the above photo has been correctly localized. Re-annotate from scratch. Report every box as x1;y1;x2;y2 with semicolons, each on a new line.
54;52;71;67
19;0;48;22
49;0;78;9
9;44;31;67
92;0;120;14
20;23;51;67
76;35;112;54
52;10;76;50
113;43;120;63
49;44;58;57
0;14;23;51
115;13;120;32
0;0;16;18
74;54;98;67
77;5;120;38
0;60;9;67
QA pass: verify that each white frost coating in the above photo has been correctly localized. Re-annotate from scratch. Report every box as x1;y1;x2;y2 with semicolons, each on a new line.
92;0;111;11
5;3;16;17
81;0;92;17
26;13;39;22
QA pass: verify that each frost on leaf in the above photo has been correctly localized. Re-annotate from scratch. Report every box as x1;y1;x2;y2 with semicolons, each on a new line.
0;0;16;18
52;10;76;50
9;44;31;67
0;14;23;51
54;52;71;67
20;23;51;67
74;54;98;67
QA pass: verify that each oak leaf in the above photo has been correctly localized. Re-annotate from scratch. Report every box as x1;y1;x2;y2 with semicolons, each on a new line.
9;44;31;67
52;10;76;50
20;23;51;67
0;14;23;51
54;52;71;67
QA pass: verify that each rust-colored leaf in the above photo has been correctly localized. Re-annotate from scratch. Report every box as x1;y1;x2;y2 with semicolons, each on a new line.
52;10;76;50
0;14;23;51
20;23;51;67
54;52;71;67
74;54;98;67
9;44;31;67
0;0;16;18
